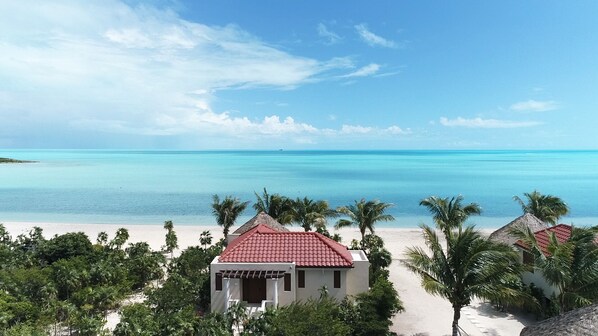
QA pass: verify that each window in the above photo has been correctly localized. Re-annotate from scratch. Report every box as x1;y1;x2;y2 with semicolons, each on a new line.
523;251;534;266
215;273;223;291
334;270;341;288
298;270;305;288
284;273;291;291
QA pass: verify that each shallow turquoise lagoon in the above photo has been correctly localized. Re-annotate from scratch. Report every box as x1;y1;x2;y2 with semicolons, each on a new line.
1;150;597;228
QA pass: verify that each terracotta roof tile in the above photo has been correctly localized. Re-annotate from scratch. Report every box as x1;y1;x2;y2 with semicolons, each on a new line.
219;224;353;267
514;224;572;256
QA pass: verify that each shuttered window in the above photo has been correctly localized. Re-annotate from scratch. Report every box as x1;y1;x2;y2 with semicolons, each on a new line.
298;270;305;288
284;273;291;291
334;270;341;288
215;273;223;291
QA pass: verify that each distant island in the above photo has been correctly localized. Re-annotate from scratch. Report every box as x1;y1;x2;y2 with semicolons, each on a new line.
0;157;37;163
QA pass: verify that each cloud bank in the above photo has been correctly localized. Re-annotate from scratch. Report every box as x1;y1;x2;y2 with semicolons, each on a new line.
0;0;407;148
440;117;541;128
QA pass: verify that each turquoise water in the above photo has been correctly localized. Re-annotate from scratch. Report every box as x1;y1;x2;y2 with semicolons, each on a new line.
1;150;597;228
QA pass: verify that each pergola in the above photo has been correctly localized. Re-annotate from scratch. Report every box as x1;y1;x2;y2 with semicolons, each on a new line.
218;269;287;310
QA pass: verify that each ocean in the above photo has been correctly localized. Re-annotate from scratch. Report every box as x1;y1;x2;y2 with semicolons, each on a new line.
1;150;597;228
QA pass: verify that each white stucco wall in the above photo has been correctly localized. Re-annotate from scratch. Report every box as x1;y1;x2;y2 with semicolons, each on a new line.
210;251;370;312
295;268;348;302
517;248;560;298
346;250;370;297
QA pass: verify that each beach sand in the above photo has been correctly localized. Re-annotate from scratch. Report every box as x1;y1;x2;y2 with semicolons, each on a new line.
3;221;533;335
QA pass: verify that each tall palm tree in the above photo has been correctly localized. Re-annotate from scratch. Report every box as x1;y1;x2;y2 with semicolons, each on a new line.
335;199;394;246
211;195;249;240
291;197;338;231
253;188;294;224
419;195;481;237
510;225;598;314
513;190;569;225
403;225;528;336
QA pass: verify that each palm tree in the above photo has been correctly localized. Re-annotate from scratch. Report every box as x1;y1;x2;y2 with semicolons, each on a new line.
419;195;481;237
291;197;337;231
510;225;598;314
163;220;178;259
513;190;569;225
211;195;249;240
253;188;294;224
335;199;394;246
403;224;528;336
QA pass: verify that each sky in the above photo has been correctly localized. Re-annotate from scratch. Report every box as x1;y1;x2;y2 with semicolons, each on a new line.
1;0;597;150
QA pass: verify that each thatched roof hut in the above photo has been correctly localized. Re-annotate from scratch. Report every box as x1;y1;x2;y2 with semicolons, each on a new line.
520;304;598;336
231;212;289;236
489;213;549;246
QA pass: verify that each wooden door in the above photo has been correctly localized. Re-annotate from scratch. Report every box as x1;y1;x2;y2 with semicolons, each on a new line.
243;278;267;303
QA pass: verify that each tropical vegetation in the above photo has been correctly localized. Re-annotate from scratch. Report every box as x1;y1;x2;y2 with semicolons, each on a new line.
510;224;598;315
253;188;294;224
291;197;337;232
404;196;529;336
211;195;249;241
335;199;394;247
513;190;569;225
0;224;164;335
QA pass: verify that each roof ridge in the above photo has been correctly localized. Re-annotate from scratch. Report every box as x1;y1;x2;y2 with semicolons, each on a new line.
312;231;353;265
221;224;263;258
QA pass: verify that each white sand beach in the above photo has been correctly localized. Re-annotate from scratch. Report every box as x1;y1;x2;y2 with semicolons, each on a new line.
3;221;534;335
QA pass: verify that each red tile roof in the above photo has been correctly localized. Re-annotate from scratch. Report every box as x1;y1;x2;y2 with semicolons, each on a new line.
219;224;354;267
514;224;573;256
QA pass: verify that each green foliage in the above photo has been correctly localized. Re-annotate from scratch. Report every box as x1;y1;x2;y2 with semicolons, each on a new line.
163;220;178;258
419;195;481;236
510;224;598;314
513;190;569;225
199;230;212;248
351;276;404;336
291;197;337;232
2;324;46;336
404;223;530;335
126;242;165;289
39;232;93;264
212;194;249;240
267;297;352;336
114;303;159;336
336;199;394;247
253;188;294;224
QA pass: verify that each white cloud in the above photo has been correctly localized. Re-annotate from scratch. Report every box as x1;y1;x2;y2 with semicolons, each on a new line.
342;63;380;78
385;126;412;135
317;23;341;44
355;23;397;48
341;124;373;134
439;117;541;128
510;100;558;112
0;0;355;144
341;124;411;135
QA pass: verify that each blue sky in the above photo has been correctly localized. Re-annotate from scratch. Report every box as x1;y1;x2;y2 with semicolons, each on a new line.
1;0;597;149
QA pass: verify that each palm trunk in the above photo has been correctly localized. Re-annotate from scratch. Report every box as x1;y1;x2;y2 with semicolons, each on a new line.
452;306;461;336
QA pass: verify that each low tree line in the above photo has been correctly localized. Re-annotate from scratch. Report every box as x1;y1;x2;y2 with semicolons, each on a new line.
0;225;166;335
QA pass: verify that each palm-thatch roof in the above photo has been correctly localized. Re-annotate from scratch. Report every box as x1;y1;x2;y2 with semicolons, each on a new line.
489;213;549;246
520;304;598;336
232;212;289;236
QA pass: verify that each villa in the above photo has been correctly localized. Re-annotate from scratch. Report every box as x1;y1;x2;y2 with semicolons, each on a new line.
210;213;369;313
513;224;573;298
